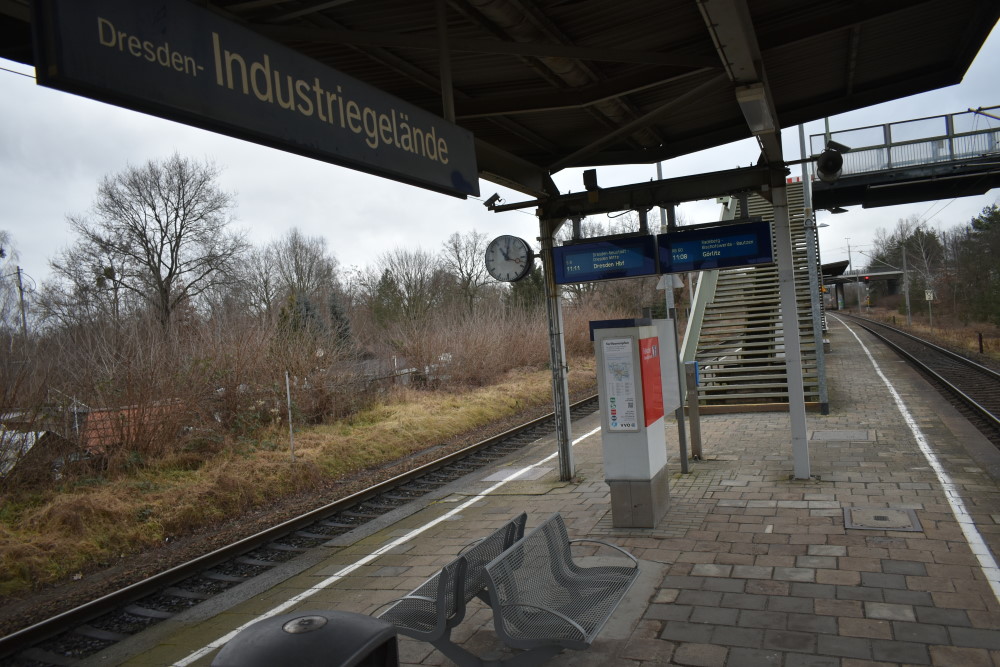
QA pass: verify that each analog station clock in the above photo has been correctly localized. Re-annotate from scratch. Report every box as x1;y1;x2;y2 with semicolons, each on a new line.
484;235;535;282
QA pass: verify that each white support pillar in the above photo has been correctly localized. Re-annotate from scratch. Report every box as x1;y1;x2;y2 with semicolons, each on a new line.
772;182;811;479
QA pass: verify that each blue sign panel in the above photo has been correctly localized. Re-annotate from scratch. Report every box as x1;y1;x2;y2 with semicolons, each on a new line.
658;220;773;273
553;236;658;285
32;0;479;198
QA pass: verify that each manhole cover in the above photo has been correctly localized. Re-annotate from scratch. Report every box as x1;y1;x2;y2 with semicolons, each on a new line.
844;508;922;531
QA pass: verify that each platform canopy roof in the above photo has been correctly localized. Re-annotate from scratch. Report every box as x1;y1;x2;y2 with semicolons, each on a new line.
1;0;997;199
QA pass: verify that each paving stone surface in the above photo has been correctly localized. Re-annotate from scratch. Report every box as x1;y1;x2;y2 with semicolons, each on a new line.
122;319;1000;666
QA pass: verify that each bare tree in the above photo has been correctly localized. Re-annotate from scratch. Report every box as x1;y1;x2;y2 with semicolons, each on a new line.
372;248;441;323
234;228;341;317
271;227;339;296
235;244;281;317
60;154;246;330
41;242;135;327
0;231;23;334
441;230;489;311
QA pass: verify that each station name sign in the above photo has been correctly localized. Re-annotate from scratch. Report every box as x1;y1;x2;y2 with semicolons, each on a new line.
32;0;480;198
552;220;773;285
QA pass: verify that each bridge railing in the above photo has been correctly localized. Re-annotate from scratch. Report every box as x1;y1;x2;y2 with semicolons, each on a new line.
810;109;1000;177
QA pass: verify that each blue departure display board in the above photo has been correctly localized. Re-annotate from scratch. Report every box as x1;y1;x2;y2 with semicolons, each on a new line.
658;220;773;273
553;235;658;284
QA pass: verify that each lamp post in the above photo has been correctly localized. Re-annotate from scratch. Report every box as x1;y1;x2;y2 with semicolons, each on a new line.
845;238;863;314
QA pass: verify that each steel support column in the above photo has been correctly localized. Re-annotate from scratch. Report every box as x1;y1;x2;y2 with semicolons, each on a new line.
539;218;574;480
799;124;829;415
435;0;455;122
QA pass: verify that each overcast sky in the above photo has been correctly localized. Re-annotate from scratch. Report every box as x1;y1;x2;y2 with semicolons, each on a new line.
1;20;998;298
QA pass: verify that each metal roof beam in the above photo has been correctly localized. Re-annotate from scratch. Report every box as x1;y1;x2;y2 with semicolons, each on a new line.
546;74;728;172
456;68;714;119
255;24;717;68
262;9;562;159
753;0;933;50
460;0;662;150
475;139;555;198
697;0;761;83
499;164;785;220
697;0;781;163
225;0;360;21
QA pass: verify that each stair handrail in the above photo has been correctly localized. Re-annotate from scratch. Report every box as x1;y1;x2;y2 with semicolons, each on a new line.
679;197;736;363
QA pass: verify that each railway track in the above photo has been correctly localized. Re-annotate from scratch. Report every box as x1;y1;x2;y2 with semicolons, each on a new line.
838;314;1000;445
0;397;599;666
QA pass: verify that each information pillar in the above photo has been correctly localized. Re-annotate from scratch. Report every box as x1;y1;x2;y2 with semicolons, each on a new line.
591;318;670;528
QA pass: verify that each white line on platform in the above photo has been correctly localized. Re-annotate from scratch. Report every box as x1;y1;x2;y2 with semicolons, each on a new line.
836;316;1000;603
173;425;602;666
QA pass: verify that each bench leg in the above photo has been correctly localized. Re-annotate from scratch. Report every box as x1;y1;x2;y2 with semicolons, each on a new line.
430;637;564;667
430;638;488;667
491;645;564;667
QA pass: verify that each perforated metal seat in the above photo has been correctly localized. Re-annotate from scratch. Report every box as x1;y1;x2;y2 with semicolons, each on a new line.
377;556;466;640
458;512;527;607
376;513;526;642
484;513;639;652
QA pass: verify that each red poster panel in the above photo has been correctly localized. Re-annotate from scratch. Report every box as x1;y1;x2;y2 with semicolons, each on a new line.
639;336;664;426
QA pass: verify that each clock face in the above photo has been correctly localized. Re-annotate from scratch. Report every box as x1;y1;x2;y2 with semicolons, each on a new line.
485;235;535;282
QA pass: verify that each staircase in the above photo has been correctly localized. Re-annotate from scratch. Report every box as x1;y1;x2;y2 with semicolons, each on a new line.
686;180;824;412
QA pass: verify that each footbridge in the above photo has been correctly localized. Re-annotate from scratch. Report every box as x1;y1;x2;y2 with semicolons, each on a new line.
811;107;1000;210
682;107;999;413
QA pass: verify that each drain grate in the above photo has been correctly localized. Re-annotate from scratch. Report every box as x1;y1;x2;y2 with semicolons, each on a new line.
810;429;876;442
844;507;922;532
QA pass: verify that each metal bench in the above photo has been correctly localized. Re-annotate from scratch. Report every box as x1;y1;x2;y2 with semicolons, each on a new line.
482;513;639;665
378;512;637;667
376;513;527;658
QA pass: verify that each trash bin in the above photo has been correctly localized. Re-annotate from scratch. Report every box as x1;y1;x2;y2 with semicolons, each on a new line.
212;610;398;667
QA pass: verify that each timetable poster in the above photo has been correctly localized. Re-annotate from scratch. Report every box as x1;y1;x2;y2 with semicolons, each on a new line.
602;337;638;432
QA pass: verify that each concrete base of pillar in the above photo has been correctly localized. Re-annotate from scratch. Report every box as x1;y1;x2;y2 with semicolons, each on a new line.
607;465;670;528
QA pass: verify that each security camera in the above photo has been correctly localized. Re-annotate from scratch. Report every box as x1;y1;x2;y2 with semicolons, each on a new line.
483;193;501;209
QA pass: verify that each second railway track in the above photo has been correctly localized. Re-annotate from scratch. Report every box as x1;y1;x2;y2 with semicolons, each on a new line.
0;396;599;666
838;313;1000;445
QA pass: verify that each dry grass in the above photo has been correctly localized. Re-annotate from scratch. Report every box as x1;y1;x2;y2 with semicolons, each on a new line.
295;359;595;476
863;307;1000;362
0;358;596;598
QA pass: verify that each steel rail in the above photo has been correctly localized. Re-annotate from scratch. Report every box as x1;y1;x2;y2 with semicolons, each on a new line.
842;314;1000;431
0;395;598;660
